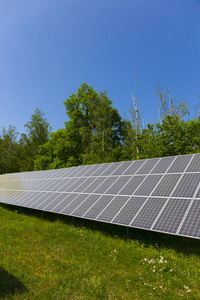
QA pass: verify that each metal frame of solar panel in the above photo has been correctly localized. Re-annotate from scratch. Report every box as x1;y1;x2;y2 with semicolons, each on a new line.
0;153;200;239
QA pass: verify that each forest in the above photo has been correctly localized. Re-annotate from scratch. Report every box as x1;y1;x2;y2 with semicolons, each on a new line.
0;82;200;174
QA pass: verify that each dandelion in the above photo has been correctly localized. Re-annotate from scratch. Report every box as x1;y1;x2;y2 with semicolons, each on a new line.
170;269;173;272
187;289;191;293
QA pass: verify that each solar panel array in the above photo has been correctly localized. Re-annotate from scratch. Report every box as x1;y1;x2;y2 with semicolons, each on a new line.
0;153;200;239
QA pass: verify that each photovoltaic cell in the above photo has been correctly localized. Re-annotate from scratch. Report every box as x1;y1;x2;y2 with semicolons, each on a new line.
100;163;121;176
152;174;181;197
46;179;63;191
19;191;42;206
66;166;80;177
131;197;166;229
36;193;61;210
136;158;159;174
0;181;9;189
61;194;89;215
50;179;66;191
91;164;112;176
153;198;191;234
84;195;114;219
13;191;34;206
133;175;162;196
93;176;118;194
75;165;92;177
28;192;52;208
150;156;175;174
44;193;70;211
112;161;133;175
73;177;96;193
119;176;146;195
82;177;106;193
53;193;76;213
186;154;200;172
27;180;45;191
71;194;101;217
105;176;131;195
37;179;56;192
0;190;13;203
179;200;200;238
172;173;200;198
83;164;99;176
64;177;88;192
123;160;146;175
97;195;130;222
7;191;25;204
57;178;79;192
194;186;200;199
112;196;147;225
167;155;192;173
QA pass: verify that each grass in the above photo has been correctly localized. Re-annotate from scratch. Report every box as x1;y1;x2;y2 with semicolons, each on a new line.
1;204;200;299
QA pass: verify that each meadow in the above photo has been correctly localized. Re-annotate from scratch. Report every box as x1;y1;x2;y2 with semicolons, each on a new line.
0;204;200;299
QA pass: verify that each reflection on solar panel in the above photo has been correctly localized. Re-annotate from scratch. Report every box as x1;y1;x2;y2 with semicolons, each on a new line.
1;153;200;239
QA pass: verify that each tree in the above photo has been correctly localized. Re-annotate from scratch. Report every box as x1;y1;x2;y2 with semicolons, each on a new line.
20;108;52;171
0;125;20;174
156;84;189;122
63;83;124;165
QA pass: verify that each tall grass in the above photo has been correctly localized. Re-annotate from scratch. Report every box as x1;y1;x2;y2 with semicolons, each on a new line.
0;204;200;299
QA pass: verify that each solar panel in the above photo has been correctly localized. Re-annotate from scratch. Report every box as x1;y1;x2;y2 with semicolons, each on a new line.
152;198;191;234
84;195;114;219
0;153;200;239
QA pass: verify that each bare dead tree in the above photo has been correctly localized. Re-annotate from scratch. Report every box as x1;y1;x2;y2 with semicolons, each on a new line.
131;74;140;158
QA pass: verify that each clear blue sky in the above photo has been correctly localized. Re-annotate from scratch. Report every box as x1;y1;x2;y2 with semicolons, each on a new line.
1;0;200;136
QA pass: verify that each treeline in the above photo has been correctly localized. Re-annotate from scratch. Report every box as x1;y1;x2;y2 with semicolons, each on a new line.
0;83;200;174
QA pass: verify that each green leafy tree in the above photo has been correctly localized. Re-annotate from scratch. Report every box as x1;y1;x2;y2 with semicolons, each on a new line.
20;108;52;171
63;83;124;165
0;125;20;174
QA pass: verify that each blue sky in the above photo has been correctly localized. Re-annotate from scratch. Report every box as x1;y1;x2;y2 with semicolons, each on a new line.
0;0;200;136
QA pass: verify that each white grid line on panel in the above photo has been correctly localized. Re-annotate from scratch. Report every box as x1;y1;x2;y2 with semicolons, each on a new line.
73;165;92;177
36;192;63;210
29;192;52;208
150;154;195;230
68;163;124;216
17;191;42;206
62;177;88;193
126;156;178;226
49;193;71;212
176;181;200;235
76;163;126;218
68;193;95;216
131;159;163;196
35;192;58;209
124;159;146;175
59;194;80;213
135;157;160;175
113;159;148;197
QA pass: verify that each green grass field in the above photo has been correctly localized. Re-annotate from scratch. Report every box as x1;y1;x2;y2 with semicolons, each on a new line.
0;204;200;299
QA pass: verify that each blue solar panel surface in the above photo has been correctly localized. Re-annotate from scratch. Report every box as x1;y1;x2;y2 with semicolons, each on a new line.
0;153;200;239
